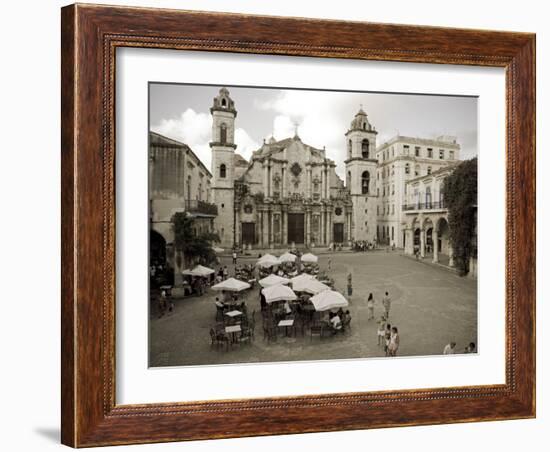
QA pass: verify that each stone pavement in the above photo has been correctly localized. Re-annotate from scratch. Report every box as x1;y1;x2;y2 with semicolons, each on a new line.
149;252;477;367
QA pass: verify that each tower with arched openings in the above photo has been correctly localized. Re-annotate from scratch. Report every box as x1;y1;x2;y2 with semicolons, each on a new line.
344;107;379;242
210;87;238;247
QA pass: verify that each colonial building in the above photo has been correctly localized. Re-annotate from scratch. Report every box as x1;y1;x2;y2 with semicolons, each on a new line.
151;87;467;258
210;88;380;249
402;163;477;277
402;164;457;264
375;135;460;248
149;131;217;271
209;88;463;250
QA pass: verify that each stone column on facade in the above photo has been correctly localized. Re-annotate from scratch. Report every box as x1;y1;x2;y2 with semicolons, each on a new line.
234;204;240;247
321;166;326;200
306;167;312;199
260;209;267;247
268;209;274;248
305;208;311;247
320;209;325;246
327;209;333;244
263;161;269;198
407;228;414;255
420;228;426;258
282;206;288;246
267;160;272;198
432;227;439;263
448;245;455;267
282;163;287;198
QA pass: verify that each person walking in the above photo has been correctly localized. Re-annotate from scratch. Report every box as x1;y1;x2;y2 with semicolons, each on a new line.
384;323;392;356
158;290;167;318
443;342;457;355
377;316;386;346
232;250;237;265
388;326;400;356
328;257;332;271
367;293;375;320
347;272;353;298
382;291;392;319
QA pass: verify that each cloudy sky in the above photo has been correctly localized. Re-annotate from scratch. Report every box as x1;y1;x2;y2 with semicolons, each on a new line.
150;83;477;177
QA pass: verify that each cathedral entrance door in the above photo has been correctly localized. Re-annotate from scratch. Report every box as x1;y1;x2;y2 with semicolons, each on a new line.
241;222;255;246
333;223;344;244
287;213;305;244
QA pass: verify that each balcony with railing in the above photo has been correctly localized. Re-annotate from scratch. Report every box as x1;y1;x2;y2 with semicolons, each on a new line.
402;201;447;212
185;199;218;216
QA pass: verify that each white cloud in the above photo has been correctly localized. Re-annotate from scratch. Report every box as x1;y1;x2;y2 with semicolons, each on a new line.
259;91;355;177
151;108;260;172
235;128;260;161
272;115;295;140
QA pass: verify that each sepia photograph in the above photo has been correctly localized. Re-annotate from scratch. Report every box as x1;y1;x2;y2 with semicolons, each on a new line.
148;83;479;367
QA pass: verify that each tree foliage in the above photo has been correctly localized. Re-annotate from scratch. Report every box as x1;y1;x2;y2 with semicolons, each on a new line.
172;212;220;266
442;158;477;276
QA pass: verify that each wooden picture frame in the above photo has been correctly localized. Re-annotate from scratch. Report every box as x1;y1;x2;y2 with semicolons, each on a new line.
61;3;536;447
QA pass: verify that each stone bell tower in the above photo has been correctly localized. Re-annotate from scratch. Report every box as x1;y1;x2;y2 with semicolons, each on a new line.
345;106;378;241
210;87;237;247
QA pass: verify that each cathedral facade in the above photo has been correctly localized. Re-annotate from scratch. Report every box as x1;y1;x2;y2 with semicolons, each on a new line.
208;87;460;250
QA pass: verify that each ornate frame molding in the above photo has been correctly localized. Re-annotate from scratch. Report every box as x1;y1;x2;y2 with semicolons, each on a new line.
61;4;535;447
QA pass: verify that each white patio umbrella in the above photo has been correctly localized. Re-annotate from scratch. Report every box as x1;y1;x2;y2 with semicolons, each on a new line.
213;247;224;253
261;284;298;304
258;274;290;288
278;251;297;263
256;253;280;268
295;278;330;295
289;273;314;286
211;277;251;292
182;264;215;277
310;289;349;311
301;252;318;263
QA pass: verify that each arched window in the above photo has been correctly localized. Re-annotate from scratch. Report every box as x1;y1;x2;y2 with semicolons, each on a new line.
361;171;370;195
347;171;351;187
186;175;191;202
220;123;227;144
405;163;410;174
361;139;370;158
347;139;352;158
198;183;202;201
221;98;227;107
363;122;367;130
426;186;432;208
219;164;226;178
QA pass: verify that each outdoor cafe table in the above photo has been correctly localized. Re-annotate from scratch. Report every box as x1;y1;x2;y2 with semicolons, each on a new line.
225;324;241;343
277;319;295;337
224;310;242;318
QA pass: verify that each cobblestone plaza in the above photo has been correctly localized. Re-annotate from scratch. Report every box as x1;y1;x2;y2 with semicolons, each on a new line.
149;252;477;367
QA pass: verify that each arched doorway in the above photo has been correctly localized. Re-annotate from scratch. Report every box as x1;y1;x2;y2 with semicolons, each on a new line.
414;228;421;250
423;217;434;255
426;228;433;253
150;229;166;266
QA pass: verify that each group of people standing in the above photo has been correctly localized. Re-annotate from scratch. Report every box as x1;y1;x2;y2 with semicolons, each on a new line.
352;240;377;252
215;265;229;283
364;290;400;357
